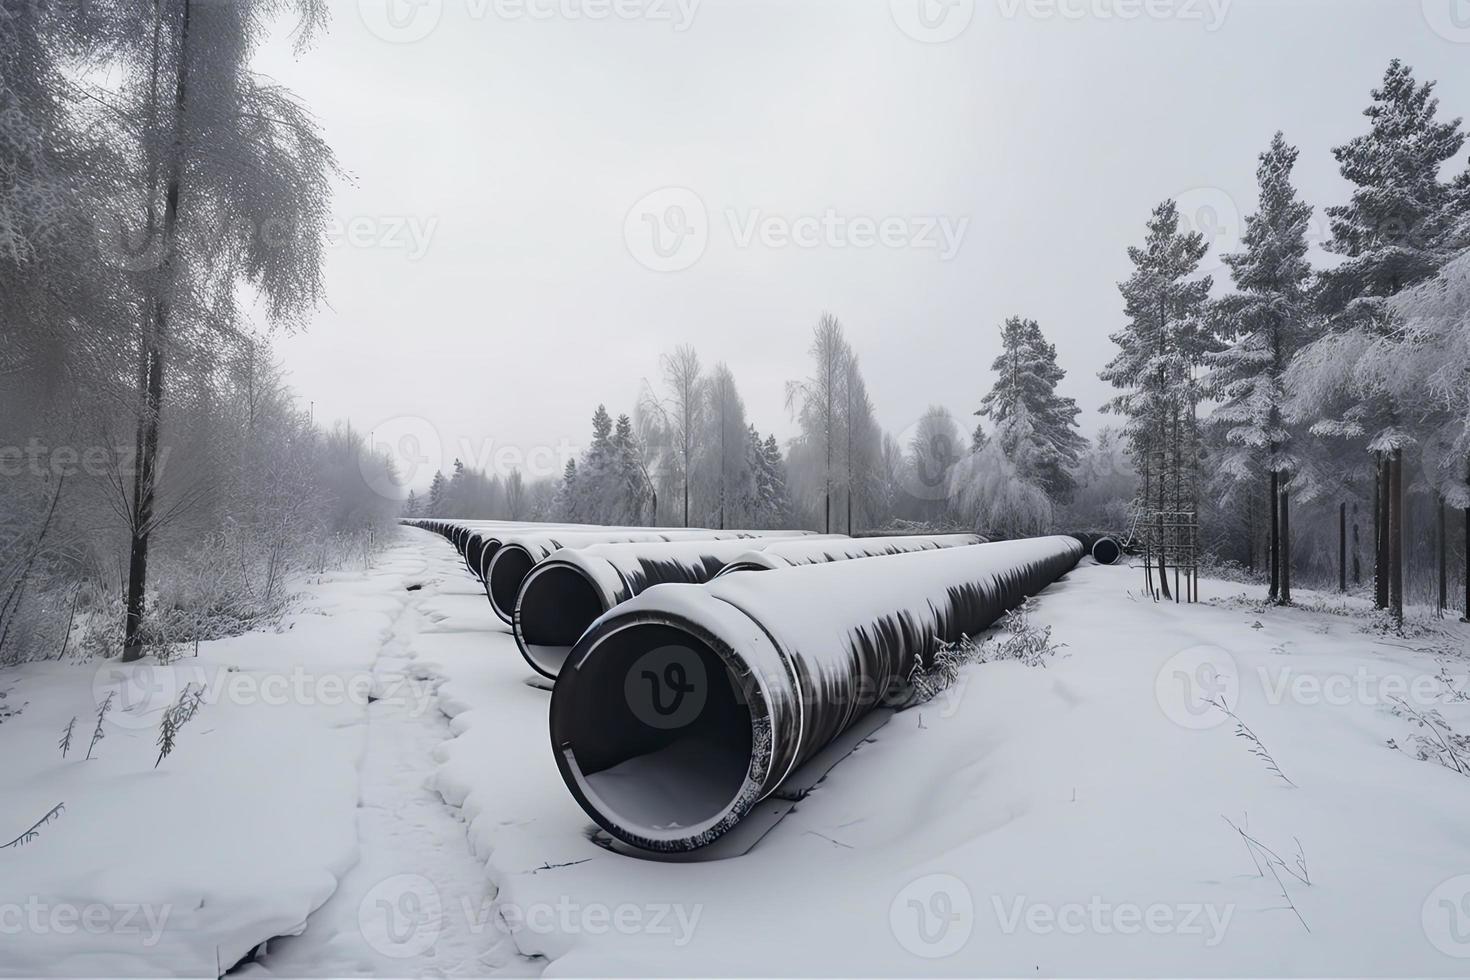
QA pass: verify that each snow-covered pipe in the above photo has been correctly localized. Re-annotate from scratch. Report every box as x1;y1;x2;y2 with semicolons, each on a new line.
517;533;985;680
549;536;1084;852
486;529;820;625
712;533;987;576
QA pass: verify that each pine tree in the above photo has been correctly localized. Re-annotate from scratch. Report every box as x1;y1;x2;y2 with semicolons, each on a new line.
578;405;616;523
427;471;447;517
1100;200;1216;600
1208;132;1316;605
976;316;1086;503
700;364;749;529
552;459;580;522
1290;60;1470;623
746;430;794;528
611;413;649;524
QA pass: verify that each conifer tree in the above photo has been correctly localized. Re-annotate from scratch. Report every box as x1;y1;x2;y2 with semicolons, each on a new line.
1290;59;1470;623
976;316;1086;503
1100;200;1216;599
1208;132;1316;605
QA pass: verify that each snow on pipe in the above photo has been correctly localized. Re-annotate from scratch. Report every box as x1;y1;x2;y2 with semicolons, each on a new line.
711;532;989;577
549;535;1084;852
468;524;738;588
486;529;822;626
471;523;734;583
516;533;986;681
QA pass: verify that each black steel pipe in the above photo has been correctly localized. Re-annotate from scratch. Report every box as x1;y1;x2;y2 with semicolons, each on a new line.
549;536;1083;852
486;529;819;626
517;533;983;680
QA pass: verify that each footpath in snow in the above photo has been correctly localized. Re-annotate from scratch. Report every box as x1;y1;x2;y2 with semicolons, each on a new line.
407;528;1470;977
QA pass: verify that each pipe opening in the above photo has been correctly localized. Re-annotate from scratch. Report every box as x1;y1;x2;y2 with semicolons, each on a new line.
518;564;607;678
558;623;753;842
1091;536;1122;566
489;546;536;620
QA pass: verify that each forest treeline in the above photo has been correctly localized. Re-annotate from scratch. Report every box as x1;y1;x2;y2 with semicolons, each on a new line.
409;312;1124;544
418;59;1470;625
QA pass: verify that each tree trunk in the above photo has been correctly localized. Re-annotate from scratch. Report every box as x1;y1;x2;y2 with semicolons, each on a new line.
1375;456;1389;609
1463;503;1469;623
1278;486;1291;605
1437;495;1447;616
1268;469;1279;601
1245;491;1255;574
122;0;191;662
1352;502;1361;586
1339;501;1347;592
1389;449;1404;626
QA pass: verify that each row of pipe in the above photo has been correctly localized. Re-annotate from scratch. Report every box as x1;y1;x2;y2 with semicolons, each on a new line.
403;518;1117;852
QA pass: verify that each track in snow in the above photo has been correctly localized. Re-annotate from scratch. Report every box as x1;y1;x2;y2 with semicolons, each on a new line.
244;539;532;978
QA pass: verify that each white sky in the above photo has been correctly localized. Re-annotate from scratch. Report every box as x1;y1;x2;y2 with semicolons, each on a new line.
255;0;1470;489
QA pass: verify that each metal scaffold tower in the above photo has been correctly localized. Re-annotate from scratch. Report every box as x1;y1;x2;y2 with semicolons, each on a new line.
1134;445;1200;604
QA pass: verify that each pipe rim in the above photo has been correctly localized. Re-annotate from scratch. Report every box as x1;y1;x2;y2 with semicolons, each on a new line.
514;560;618;680
551;611;778;852
488;544;538;624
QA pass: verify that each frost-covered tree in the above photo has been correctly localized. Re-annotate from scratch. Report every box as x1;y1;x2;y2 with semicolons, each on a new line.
745;428;794;528
610;413;651;525
643;345;705;527
551;460;579;522
786;314;851;533
950;442;1053;538
504;468;527;521
1388;246;1470;615
1101;200;1216;600
697;364;750;529
1289;60;1470;622
83;0;338;659
910;405;964;524
976;316;1086;503
1207;132;1317;604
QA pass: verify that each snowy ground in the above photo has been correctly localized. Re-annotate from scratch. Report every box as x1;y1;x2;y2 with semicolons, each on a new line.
5;526;1470;977
412;529;1470;977
0;536;522;977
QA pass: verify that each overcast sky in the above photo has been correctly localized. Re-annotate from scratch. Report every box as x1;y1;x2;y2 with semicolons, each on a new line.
255;0;1470;491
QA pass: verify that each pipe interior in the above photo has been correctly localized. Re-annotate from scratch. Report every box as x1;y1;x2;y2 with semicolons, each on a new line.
519;565;607;677
560;623;752;836
1092;536;1122;566
489;547;537;618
